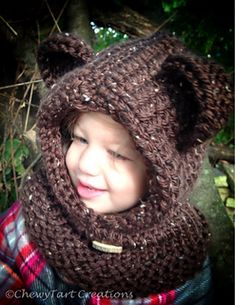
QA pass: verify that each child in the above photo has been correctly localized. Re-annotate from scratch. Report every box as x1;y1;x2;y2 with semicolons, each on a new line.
0;31;233;305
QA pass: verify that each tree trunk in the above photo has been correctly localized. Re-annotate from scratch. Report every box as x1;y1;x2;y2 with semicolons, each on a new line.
90;6;161;38
66;0;95;45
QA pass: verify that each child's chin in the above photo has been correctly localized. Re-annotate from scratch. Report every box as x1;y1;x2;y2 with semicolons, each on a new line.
81;198;104;213
84;201;114;215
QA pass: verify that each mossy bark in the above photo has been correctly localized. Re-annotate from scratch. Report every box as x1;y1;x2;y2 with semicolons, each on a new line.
190;156;234;304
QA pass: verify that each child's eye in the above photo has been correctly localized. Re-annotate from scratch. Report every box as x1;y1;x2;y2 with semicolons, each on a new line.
108;150;129;161
73;135;88;144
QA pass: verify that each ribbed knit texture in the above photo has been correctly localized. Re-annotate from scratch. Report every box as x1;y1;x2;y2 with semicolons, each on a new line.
21;32;233;297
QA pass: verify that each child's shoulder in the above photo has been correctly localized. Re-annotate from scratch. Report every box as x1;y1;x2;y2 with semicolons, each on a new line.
0;202;51;293
0;201;27;259
0;201;22;225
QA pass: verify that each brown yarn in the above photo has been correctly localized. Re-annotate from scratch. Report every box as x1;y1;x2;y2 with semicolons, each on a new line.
21;32;233;297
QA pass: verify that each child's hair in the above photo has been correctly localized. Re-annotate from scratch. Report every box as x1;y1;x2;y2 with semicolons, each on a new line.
60;110;80;149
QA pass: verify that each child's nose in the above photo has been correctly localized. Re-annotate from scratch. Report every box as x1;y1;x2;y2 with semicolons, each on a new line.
78;147;101;176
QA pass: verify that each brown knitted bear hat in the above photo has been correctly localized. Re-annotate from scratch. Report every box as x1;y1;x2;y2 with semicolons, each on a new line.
21;32;233;296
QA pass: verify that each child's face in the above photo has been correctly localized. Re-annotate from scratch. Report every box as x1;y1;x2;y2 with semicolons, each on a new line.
65;112;147;214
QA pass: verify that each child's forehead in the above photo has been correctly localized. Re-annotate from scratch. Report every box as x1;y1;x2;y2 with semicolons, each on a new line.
74;112;134;144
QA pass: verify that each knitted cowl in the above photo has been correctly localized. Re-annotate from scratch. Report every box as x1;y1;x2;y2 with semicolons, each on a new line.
21;32;233;297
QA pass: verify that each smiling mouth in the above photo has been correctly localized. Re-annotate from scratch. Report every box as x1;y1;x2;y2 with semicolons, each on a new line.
77;181;106;199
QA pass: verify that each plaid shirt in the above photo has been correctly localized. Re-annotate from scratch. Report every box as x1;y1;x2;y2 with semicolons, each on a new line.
0;202;213;305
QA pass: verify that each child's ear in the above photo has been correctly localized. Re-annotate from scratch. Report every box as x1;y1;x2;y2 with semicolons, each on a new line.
155;54;233;151
37;33;94;88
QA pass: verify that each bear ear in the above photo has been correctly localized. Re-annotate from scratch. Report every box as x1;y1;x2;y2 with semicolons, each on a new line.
37;33;94;88
156;53;234;151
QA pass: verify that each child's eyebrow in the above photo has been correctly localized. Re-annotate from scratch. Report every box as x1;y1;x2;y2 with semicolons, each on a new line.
107;135;136;148
73;124;85;135
74;121;136;150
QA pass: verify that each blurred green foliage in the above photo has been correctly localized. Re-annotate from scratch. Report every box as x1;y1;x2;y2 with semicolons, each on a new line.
3;139;29;175
0;138;29;211
162;0;187;12
214;116;234;148
161;0;233;72
91;22;129;52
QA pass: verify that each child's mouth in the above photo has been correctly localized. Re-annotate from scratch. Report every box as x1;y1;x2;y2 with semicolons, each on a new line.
77;181;106;199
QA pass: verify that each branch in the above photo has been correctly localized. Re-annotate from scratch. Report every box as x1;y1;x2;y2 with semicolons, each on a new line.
91;6;159;37
208;144;234;164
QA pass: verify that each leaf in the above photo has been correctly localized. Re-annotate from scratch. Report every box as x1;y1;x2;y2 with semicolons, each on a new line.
3;138;21;163
214;176;228;188
3;138;29;175
226;198;235;209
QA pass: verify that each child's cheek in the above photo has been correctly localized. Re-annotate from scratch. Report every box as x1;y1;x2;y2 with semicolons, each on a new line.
65;146;76;177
